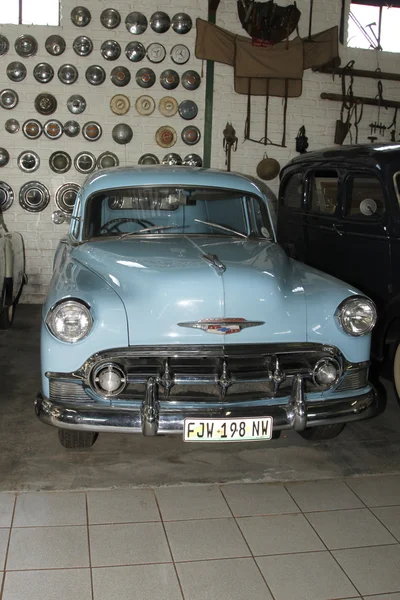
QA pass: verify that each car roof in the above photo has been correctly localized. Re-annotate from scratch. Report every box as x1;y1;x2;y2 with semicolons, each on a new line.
81;165;268;199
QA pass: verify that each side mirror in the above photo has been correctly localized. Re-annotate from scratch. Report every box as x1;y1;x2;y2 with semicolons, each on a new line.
52;210;71;225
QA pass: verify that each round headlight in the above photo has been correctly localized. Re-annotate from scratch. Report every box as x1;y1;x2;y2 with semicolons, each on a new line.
92;363;126;397
313;357;341;389
336;295;377;336
46;300;93;343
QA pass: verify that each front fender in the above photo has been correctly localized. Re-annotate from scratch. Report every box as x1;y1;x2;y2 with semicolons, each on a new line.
41;253;128;396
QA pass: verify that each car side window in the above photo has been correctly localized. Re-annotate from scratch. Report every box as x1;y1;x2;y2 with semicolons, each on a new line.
346;175;385;219
310;171;339;215
282;173;303;209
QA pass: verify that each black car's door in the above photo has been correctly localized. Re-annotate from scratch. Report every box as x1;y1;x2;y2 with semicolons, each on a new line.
337;171;391;307
277;170;307;260
303;168;347;278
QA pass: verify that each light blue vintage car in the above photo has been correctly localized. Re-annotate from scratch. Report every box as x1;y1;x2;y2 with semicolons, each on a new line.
35;166;380;448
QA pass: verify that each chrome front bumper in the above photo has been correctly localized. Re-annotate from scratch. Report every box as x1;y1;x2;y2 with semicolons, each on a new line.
35;377;379;436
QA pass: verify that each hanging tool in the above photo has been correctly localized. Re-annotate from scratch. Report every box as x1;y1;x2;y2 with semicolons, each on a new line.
223;122;238;171
387;107;397;141
334;61;355;144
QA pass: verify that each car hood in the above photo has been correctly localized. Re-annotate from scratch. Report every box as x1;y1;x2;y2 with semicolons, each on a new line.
72;236;307;345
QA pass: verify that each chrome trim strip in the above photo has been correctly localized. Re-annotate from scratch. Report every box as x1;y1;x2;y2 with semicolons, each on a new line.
177;319;265;333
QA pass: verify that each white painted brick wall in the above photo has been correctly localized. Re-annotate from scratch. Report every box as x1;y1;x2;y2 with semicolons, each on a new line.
1;0;399;303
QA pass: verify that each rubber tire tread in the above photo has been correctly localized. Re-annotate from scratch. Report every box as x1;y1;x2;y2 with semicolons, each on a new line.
58;429;98;448
298;423;346;441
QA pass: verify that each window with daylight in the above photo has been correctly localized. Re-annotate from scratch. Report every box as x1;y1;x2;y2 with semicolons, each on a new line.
348;1;400;53
0;0;59;26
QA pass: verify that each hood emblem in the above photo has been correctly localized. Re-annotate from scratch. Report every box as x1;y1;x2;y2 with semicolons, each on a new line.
177;318;264;335
202;253;226;276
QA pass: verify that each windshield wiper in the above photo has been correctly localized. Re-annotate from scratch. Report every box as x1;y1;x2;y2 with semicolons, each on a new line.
193;219;248;239
119;225;185;239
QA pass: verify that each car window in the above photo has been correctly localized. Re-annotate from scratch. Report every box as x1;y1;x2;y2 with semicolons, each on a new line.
346;175;385;219
310;172;339;215
282;173;303;209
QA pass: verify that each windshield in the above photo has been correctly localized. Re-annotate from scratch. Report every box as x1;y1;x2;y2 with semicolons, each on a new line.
83;186;274;240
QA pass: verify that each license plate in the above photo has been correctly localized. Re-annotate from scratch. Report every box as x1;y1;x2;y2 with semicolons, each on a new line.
183;417;273;442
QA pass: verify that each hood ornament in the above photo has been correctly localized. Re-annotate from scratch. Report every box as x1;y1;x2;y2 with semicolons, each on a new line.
202;253;226;276
177;318;264;335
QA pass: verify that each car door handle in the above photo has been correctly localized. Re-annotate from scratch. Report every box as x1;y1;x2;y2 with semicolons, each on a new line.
333;223;344;236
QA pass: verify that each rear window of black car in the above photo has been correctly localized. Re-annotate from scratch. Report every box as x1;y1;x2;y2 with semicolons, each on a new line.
310;171;339;215
345;175;385;219
282;173;303;209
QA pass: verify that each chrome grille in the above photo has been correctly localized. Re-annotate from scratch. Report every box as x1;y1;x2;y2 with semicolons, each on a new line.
337;367;368;392
49;379;89;403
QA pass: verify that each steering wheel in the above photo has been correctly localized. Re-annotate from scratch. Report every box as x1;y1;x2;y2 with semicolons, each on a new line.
100;218;154;234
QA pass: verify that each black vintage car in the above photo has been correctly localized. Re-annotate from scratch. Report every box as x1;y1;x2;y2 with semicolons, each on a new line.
277;143;400;396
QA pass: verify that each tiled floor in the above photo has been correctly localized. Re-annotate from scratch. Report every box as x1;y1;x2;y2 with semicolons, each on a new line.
1;475;400;600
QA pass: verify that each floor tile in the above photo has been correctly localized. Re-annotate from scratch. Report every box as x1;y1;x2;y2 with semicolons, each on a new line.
92;564;182;600
346;475;400;507
0;529;9;570
165;518;250;562
177;557;273;600
155;486;230;521
363;595;400;599
0;494;15;527
2;568;92;600
14;492;86;527
257;551;357;600
221;483;299;517
285;480;364;512
87;489;160;524
307;508;397;549
238;513;325;555
7;526;89;570
90;522;171;567
333;545;400;596
372;506;400;541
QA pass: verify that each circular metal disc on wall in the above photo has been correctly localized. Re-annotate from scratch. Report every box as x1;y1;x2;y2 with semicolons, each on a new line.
17;151;40;173
45;35;66;56
7;62;27;83
58;64;78;85
178;99;198;120
181;70;201;91
146;43;166;63
55;183;80;213
101;8;121;29
0;89;19;110
110;66;131;87
101;40;121;61
15;34;38;58
171;13;192;34
125;41;146;62
135;68;155;88
5;119;19;134
0;35;10;57
150;12;170;33
63;120;80;137
160;70;179;90
162;153;182;165
155;126;177;148
0;182;13;211
135;95;155;116
82;121;102;141
97;152;119;169
183;153;202;167
74;152;96;174
110;94;130;115
43;120;63;139
138;153;159;165
73;35;93;56
170;44;190;65
112;123;133;145
181;125;201;145
125;12;148;34
35;93;57;115
33;63;54;84
67;94;86;114
0;148;10;168
71;6;91;27
19;182;50;213
23;119;42;140
86;65;106;86
159;96;178;117
49;151;72;174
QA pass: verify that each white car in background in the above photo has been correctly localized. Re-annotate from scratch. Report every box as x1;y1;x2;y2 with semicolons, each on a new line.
0;218;25;329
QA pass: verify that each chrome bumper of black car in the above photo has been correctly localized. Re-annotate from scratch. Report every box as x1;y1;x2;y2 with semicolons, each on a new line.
35;379;379;436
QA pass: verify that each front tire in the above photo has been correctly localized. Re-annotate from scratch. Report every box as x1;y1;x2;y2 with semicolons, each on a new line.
58;429;98;449
393;342;400;401
0;302;14;330
298;423;346;441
